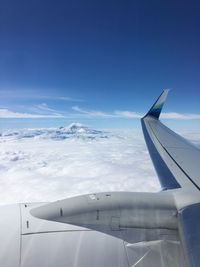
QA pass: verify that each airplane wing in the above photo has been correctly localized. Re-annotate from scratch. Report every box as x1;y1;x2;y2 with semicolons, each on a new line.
141;89;200;192
142;90;200;267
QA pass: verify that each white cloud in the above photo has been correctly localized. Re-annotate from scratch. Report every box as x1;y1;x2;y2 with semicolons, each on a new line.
1;104;200;120
39;96;84;102
0;108;64;118
72;106;200;120
31;103;64;117
35;103;57;112
0;89;83;102
161;112;200;120
114;110;141;118
0;127;199;205
72;106;116;118
0;128;161;204
72;106;141;118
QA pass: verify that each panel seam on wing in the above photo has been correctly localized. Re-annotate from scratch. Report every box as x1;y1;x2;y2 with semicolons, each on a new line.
148;123;200;191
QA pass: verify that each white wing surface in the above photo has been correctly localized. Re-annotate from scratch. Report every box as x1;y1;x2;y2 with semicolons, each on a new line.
142;90;200;192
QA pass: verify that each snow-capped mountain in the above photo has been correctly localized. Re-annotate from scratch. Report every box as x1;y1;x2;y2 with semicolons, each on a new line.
61;123;104;135
0;123;109;141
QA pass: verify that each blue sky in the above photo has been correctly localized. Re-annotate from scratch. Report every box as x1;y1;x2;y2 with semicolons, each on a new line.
0;0;200;129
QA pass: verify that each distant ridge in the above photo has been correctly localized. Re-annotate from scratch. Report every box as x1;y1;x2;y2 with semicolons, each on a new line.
0;123;108;140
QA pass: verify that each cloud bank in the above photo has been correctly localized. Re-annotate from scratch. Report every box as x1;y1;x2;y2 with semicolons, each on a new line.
0;126;199;205
161;112;200;120
0;108;64;118
1;105;200;120
72;106;200;120
0;128;161;205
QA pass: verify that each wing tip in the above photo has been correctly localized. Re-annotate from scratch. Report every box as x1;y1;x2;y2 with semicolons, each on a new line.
143;89;171;120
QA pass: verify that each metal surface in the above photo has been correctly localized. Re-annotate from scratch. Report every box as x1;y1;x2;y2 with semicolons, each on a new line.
179;203;200;267
0;205;21;267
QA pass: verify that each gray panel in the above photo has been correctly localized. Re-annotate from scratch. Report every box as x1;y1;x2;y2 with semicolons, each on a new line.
150;121;197;149
141;119;181;190
142;90;200;192
150;121;200;189
0;205;21;267
143;116;200;192
21;231;129;267
20;222;186;267
179;203;200;267
125;240;184;267
122;228;186;267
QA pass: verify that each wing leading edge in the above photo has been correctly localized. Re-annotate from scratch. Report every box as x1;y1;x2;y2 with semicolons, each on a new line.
141;90;200;191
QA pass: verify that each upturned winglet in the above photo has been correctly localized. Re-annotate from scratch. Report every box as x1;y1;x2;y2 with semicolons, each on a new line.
143;89;170;119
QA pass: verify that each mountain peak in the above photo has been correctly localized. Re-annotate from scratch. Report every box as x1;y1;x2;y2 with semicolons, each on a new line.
65;123;88;134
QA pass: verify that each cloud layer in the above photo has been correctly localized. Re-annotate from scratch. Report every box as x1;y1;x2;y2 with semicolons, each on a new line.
0;108;64;118
0;128;161;205
72;106;200;120
1;104;200;120
0;126;199;205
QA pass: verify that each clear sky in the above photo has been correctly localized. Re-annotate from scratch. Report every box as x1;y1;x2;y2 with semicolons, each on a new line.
0;0;200;129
